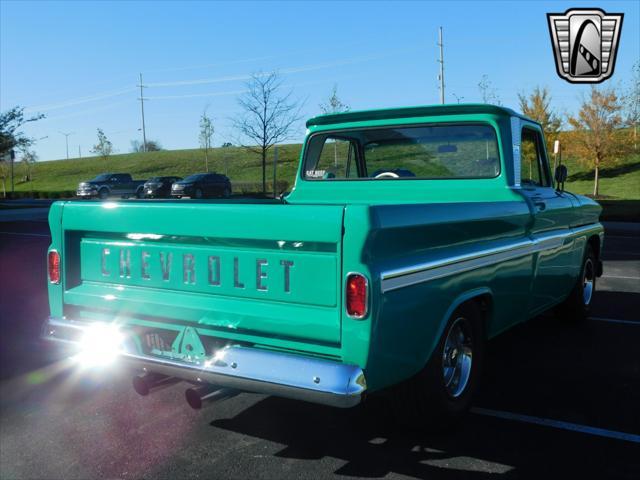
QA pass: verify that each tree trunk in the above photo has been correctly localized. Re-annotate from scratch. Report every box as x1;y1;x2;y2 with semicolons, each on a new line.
593;163;599;197
204;149;209;173
261;149;267;193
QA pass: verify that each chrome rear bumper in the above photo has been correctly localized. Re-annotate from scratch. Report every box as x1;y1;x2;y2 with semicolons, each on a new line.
42;317;366;408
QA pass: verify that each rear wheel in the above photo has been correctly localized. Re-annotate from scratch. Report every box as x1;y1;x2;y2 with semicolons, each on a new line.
557;244;596;323
388;301;485;429
223;186;231;198
98;188;109;200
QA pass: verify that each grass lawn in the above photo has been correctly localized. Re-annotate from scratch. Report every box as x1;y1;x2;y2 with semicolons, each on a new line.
12;144;303;193
562;153;640;200
10;144;640;202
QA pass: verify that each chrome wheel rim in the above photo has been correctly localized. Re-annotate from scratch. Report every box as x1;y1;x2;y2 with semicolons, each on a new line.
442;317;473;398
583;258;594;306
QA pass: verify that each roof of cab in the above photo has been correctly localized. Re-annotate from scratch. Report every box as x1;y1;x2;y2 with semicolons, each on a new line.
306;103;534;128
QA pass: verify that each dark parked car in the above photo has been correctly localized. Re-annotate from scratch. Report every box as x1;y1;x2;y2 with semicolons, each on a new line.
143;176;182;198
171;173;232;199
77;173;146;199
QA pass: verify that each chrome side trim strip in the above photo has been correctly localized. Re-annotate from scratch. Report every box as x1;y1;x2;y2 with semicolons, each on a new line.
42;317;366;409
380;224;602;293
382;242;536;293
382;239;533;281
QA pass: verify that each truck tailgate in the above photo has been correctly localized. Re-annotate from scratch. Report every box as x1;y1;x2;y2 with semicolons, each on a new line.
57;201;345;345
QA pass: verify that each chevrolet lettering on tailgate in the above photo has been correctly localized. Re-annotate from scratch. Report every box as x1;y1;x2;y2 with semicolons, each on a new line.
99;247;295;293
44;104;604;428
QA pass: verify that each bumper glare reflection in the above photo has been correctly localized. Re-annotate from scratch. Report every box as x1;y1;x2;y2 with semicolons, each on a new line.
73;323;124;367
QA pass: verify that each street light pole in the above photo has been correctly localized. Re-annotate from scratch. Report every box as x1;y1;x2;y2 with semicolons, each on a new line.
59;131;74;160
138;73;148;152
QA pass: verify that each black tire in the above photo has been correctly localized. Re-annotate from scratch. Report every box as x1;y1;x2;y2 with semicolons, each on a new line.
194;188;203;199
98;188;109;200
223;186;231;198
557;244;596;323
389;301;485;430
136;188;144;199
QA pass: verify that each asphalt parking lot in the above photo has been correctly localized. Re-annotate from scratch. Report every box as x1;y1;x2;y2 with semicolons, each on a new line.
0;210;638;479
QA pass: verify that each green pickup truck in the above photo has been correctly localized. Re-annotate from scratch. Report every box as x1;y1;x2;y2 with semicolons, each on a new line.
44;104;603;424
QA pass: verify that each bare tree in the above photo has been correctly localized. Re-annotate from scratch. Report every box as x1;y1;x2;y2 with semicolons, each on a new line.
319;84;350;115
319;85;350;167
478;75;501;105
199;110;214;173
568;86;626;197
233;72;302;193
90;128;113;160
518;86;562;150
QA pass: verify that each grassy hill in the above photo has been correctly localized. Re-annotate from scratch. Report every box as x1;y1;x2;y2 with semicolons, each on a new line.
10;144;640;200
13;144;303;195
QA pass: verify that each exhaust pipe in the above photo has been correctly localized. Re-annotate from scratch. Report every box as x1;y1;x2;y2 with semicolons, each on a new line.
185;385;239;410
132;372;178;396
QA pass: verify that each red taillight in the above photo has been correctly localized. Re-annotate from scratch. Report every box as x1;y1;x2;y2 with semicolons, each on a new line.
48;250;60;284
346;273;368;318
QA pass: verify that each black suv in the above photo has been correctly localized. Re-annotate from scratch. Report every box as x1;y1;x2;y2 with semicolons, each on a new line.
171;173;232;199
143;176;182;198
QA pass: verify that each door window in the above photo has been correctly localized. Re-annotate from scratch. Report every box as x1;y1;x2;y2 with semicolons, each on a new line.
520;128;550;187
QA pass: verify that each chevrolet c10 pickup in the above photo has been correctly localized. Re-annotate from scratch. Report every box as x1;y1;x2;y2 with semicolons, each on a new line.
44;104;603;425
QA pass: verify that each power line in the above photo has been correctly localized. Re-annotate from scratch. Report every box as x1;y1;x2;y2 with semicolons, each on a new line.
138;73;148;152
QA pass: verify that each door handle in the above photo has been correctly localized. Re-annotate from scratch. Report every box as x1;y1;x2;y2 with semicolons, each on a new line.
534;200;546;211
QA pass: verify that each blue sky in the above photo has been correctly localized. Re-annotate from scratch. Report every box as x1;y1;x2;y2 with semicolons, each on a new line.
1;0;638;161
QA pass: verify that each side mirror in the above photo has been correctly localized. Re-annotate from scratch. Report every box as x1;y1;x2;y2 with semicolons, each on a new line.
554;165;568;190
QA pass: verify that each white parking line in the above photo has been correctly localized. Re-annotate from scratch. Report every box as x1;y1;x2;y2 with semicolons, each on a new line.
605;235;640;240
602;275;640;281
471;407;640;443
0;231;50;238
589;316;639;326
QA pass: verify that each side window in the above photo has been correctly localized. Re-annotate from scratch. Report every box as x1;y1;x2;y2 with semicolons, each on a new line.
306;137;358;179
520;129;549;187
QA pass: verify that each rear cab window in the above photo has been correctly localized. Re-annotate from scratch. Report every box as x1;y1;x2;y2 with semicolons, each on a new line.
303;124;500;181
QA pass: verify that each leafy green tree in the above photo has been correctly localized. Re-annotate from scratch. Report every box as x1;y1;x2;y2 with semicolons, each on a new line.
518;86;562;151
131;139;161;152
624;61;640;150
21;150;38;181
0;106;45;157
199;111;214;172
90;128;113;160
568;86;626;197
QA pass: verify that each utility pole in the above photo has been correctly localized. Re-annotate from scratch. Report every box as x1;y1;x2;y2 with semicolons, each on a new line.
438;26;445;104
59;131;74;160
78;145;82;159
138;73;148;152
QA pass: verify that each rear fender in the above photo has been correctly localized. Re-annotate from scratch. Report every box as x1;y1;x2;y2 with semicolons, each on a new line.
422;287;493;369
